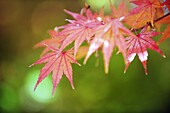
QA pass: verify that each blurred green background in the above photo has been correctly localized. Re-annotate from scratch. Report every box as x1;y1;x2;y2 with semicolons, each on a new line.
0;0;170;113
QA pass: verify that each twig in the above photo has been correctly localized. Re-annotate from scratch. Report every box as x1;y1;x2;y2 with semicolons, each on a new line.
155;12;170;23
131;12;170;31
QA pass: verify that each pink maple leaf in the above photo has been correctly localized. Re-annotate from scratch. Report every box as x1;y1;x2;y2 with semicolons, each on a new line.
125;25;165;75
34;30;64;56
57;7;103;57
84;17;136;73
30;48;80;95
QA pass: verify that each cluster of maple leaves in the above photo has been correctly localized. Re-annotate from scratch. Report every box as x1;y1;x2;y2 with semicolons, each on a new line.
30;0;170;95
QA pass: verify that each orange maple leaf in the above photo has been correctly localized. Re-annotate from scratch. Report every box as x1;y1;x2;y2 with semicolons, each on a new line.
156;14;170;44
158;25;170;44
124;0;162;29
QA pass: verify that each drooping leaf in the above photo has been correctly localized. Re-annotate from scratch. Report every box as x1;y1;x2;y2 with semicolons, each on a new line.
84;17;136;73
30;48;80;95
125;25;165;74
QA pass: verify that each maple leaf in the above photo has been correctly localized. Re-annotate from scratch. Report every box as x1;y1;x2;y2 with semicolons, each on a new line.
154;13;170;43
34;30;64;56
30;1;170;96
35;30;60;48
158;25;170;44
124;0;162;29
125;25;165;74
84;17;136;73
110;0;129;18
57;8;103;57
30;48;80;95
76;46;89;60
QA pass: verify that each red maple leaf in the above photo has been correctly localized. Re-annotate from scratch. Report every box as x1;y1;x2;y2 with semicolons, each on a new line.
125;25;165;74
30;48;80;95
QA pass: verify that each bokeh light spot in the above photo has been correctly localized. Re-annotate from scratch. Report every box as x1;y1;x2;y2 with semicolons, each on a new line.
25;70;56;103
86;0;116;12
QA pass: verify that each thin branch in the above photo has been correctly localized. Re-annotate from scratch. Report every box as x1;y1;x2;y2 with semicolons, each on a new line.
131;12;170;31
155;12;170;23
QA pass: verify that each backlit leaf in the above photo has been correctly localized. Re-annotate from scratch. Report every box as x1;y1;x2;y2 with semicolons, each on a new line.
30;48;80;95
125;26;165;74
